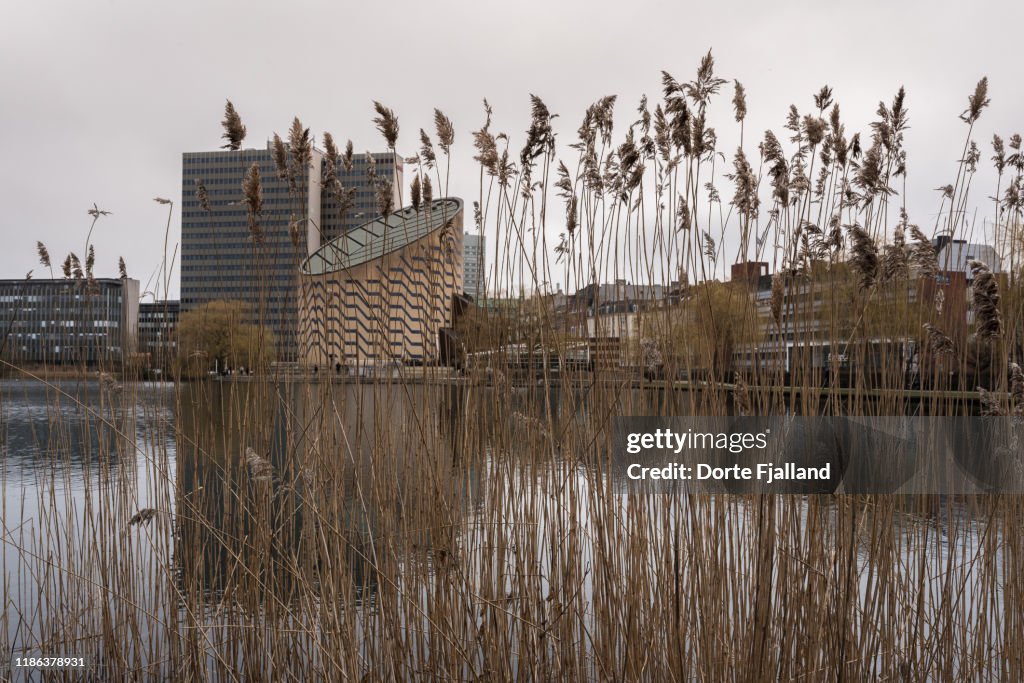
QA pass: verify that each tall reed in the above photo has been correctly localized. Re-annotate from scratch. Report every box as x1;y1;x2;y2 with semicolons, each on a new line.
2;54;1024;681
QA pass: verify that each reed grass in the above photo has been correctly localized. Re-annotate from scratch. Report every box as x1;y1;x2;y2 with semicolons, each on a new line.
3;54;1024;681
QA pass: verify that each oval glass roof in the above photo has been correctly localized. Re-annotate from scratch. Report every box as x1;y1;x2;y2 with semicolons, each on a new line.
302;198;463;275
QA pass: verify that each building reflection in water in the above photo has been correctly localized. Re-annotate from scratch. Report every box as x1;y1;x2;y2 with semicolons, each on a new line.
173;380;483;612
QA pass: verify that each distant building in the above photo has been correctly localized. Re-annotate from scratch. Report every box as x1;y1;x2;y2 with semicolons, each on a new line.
0;278;139;366
299;198;464;367
181;143;401;361
560;279;666;311
542;279;670;368
933;235;1002;278
463;233;486;300
559;279;666;340
138;300;180;370
739;262;967;379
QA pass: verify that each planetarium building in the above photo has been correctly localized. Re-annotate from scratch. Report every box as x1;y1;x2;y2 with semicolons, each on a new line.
299;198;464;367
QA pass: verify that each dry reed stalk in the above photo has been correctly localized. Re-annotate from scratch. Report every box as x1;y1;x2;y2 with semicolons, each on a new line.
6;59;1024;682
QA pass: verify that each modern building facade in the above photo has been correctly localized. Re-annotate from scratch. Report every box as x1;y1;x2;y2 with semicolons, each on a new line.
934;235;1003;278
138;300;180;371
299;198;464;367
463;233;485;300
0;278;139;366
181;143;402;362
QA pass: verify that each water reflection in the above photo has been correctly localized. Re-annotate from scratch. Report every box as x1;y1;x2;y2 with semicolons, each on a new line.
173;381;485;606
0;378;1013;679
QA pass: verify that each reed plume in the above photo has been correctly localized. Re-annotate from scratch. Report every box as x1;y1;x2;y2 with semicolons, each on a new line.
69;253;83;280
118;256;127;280
473;100;499;175
410;174;421;211
287;118;312;191
61;254;71;278
521;95;555;170
194;179;211;212
434;109;454;154
372;101;399;149
732;81;747;122
676;196;691;231
881;223;908;281
272;134;289;181
343;139;354;172
969;259;1002;338
992;135;1006;174
730;148;759;224
804;115;827;146
376;177;393;217
127;508;159;527
244;446;274;483
702;231;717;266
220;100;247;150
555;161;577;235
422;175;433;205
960;77;991;124
846;223;879;290
322;132;339;190
908;224;938;277
420;129;436;169
323;132;338;168
923;323;955;356
36;241;50;270
243;162;264;244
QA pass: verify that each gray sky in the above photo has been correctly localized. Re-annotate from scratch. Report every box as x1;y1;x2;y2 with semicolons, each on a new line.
1;0;1021;298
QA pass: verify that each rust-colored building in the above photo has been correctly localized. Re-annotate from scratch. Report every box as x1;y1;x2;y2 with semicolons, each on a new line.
299;198;464;367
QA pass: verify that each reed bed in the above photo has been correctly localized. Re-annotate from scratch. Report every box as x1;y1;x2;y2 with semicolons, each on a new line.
3;54;1024;680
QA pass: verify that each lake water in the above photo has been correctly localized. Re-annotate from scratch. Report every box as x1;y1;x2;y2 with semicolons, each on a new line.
0;378;1012;680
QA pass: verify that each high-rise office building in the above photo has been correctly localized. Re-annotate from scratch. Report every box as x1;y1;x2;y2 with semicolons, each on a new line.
463;233;485;300
181;143;402;362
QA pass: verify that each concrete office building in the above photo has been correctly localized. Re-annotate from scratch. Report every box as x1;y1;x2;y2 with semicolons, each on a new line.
138;300;180;370
299;198;464;367
181;143;401;361
463;233;485;300
0;278;139;366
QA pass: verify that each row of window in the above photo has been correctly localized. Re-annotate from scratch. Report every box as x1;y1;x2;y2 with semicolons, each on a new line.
183;157;397;169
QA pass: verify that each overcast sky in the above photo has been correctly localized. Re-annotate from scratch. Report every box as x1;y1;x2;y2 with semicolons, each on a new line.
1;0;1021;298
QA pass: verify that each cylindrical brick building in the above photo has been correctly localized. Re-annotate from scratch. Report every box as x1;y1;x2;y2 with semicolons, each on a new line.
299;198;464;368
